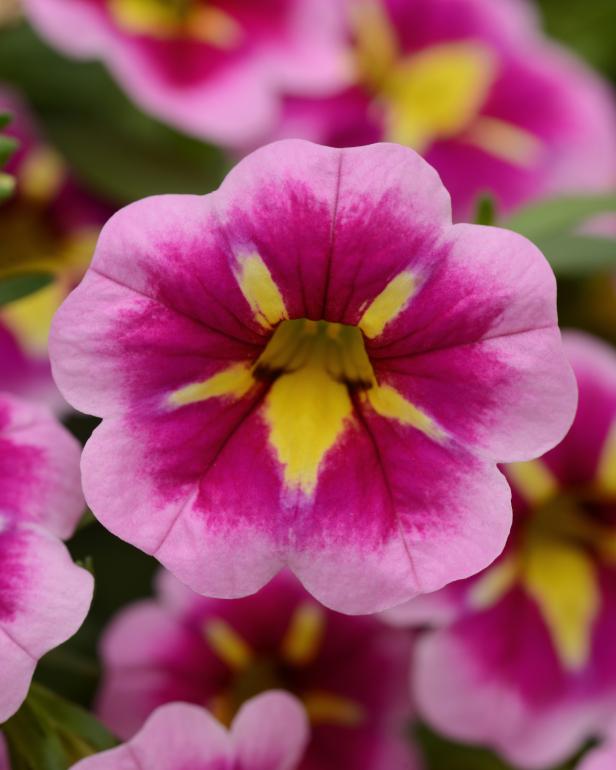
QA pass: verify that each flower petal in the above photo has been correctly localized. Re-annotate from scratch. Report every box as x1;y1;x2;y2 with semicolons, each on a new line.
73;702;232;770
0;393;84;538
231;691;309;770
0;525;93;721
369;224;577;462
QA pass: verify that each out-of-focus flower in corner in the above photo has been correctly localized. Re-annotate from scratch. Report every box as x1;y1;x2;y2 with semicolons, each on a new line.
97;570;415;770
401;332;616;768
22;0;350;148
72;694;308;770
0;391;93;722
49;139;576;614
277;0;616;220
0;85;110;410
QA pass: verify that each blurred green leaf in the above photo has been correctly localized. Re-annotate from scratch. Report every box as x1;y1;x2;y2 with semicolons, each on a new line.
474;194;497;226
503;194;616;242
0;113;12;130
0;272;53;305
0;134;18;166
416;723;587;770
3;683;116;770
539;235;616;276
0;24;229;205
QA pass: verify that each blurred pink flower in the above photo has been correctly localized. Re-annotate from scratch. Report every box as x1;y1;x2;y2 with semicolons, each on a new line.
0;392;93;721
400;333;616;767
0;85;110;410
23;0;349;148
276;0;616;219
97;570;414;770
50;140;575;613
72;694;309;770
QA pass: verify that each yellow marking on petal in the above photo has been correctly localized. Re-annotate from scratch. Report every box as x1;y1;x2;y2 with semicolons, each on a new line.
352;0;400;88
522;538;600;671
465;117;542;168
2;280;65;355
187;6;243;48
596;420;616;497
281;603;326;666
359;271;416;339
236;253;287;331
468;555;519;610
303;691;366;727
169;363;254;407
265;360;353;495
366;384;443;440
382;43;496;152
204;620;253;671
507;460;559;507
19;147;65;204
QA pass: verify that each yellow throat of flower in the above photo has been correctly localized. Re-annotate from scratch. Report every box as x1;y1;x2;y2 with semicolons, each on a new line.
471;458;616;671
108;0;243;47
352;0;541;165
202;603;366;729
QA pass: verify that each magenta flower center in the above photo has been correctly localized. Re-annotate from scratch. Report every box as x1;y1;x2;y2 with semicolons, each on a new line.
203;603;366;728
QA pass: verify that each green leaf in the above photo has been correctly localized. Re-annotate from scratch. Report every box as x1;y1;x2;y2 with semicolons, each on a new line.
0;113;12;130
539;235;616;276
0;24;229;205
0;272;53;306
0;135;18;164
503;194;616;242
3;683;117;770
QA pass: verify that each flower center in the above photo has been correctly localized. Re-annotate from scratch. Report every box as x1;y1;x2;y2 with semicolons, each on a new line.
202;604;365;730
108;0;243;46
352;1;541;165
254;319;376;392
471;459;616;671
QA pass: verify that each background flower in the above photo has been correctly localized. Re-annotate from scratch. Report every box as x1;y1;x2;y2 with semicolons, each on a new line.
405;333;616;768
276;0;616;219
0;84;110;410
0;392;93;722
22;0;350;148
97;569;414;770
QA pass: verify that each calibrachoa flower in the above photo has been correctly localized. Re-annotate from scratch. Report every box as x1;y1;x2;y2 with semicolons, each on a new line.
49;140;576;614
72;694;309;770
277;0;616;219
409;333;616;768
0;85;109;409
22;0;349;148
0;391;93;721
97;570;414;770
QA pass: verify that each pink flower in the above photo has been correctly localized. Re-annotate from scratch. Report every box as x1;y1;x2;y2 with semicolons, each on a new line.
22;0;349;148
72;694;309;770
277;0;616;219
97;570;414;770
404;333;616;767
49;140;576;614
0;392;93;721
0;85;109;410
